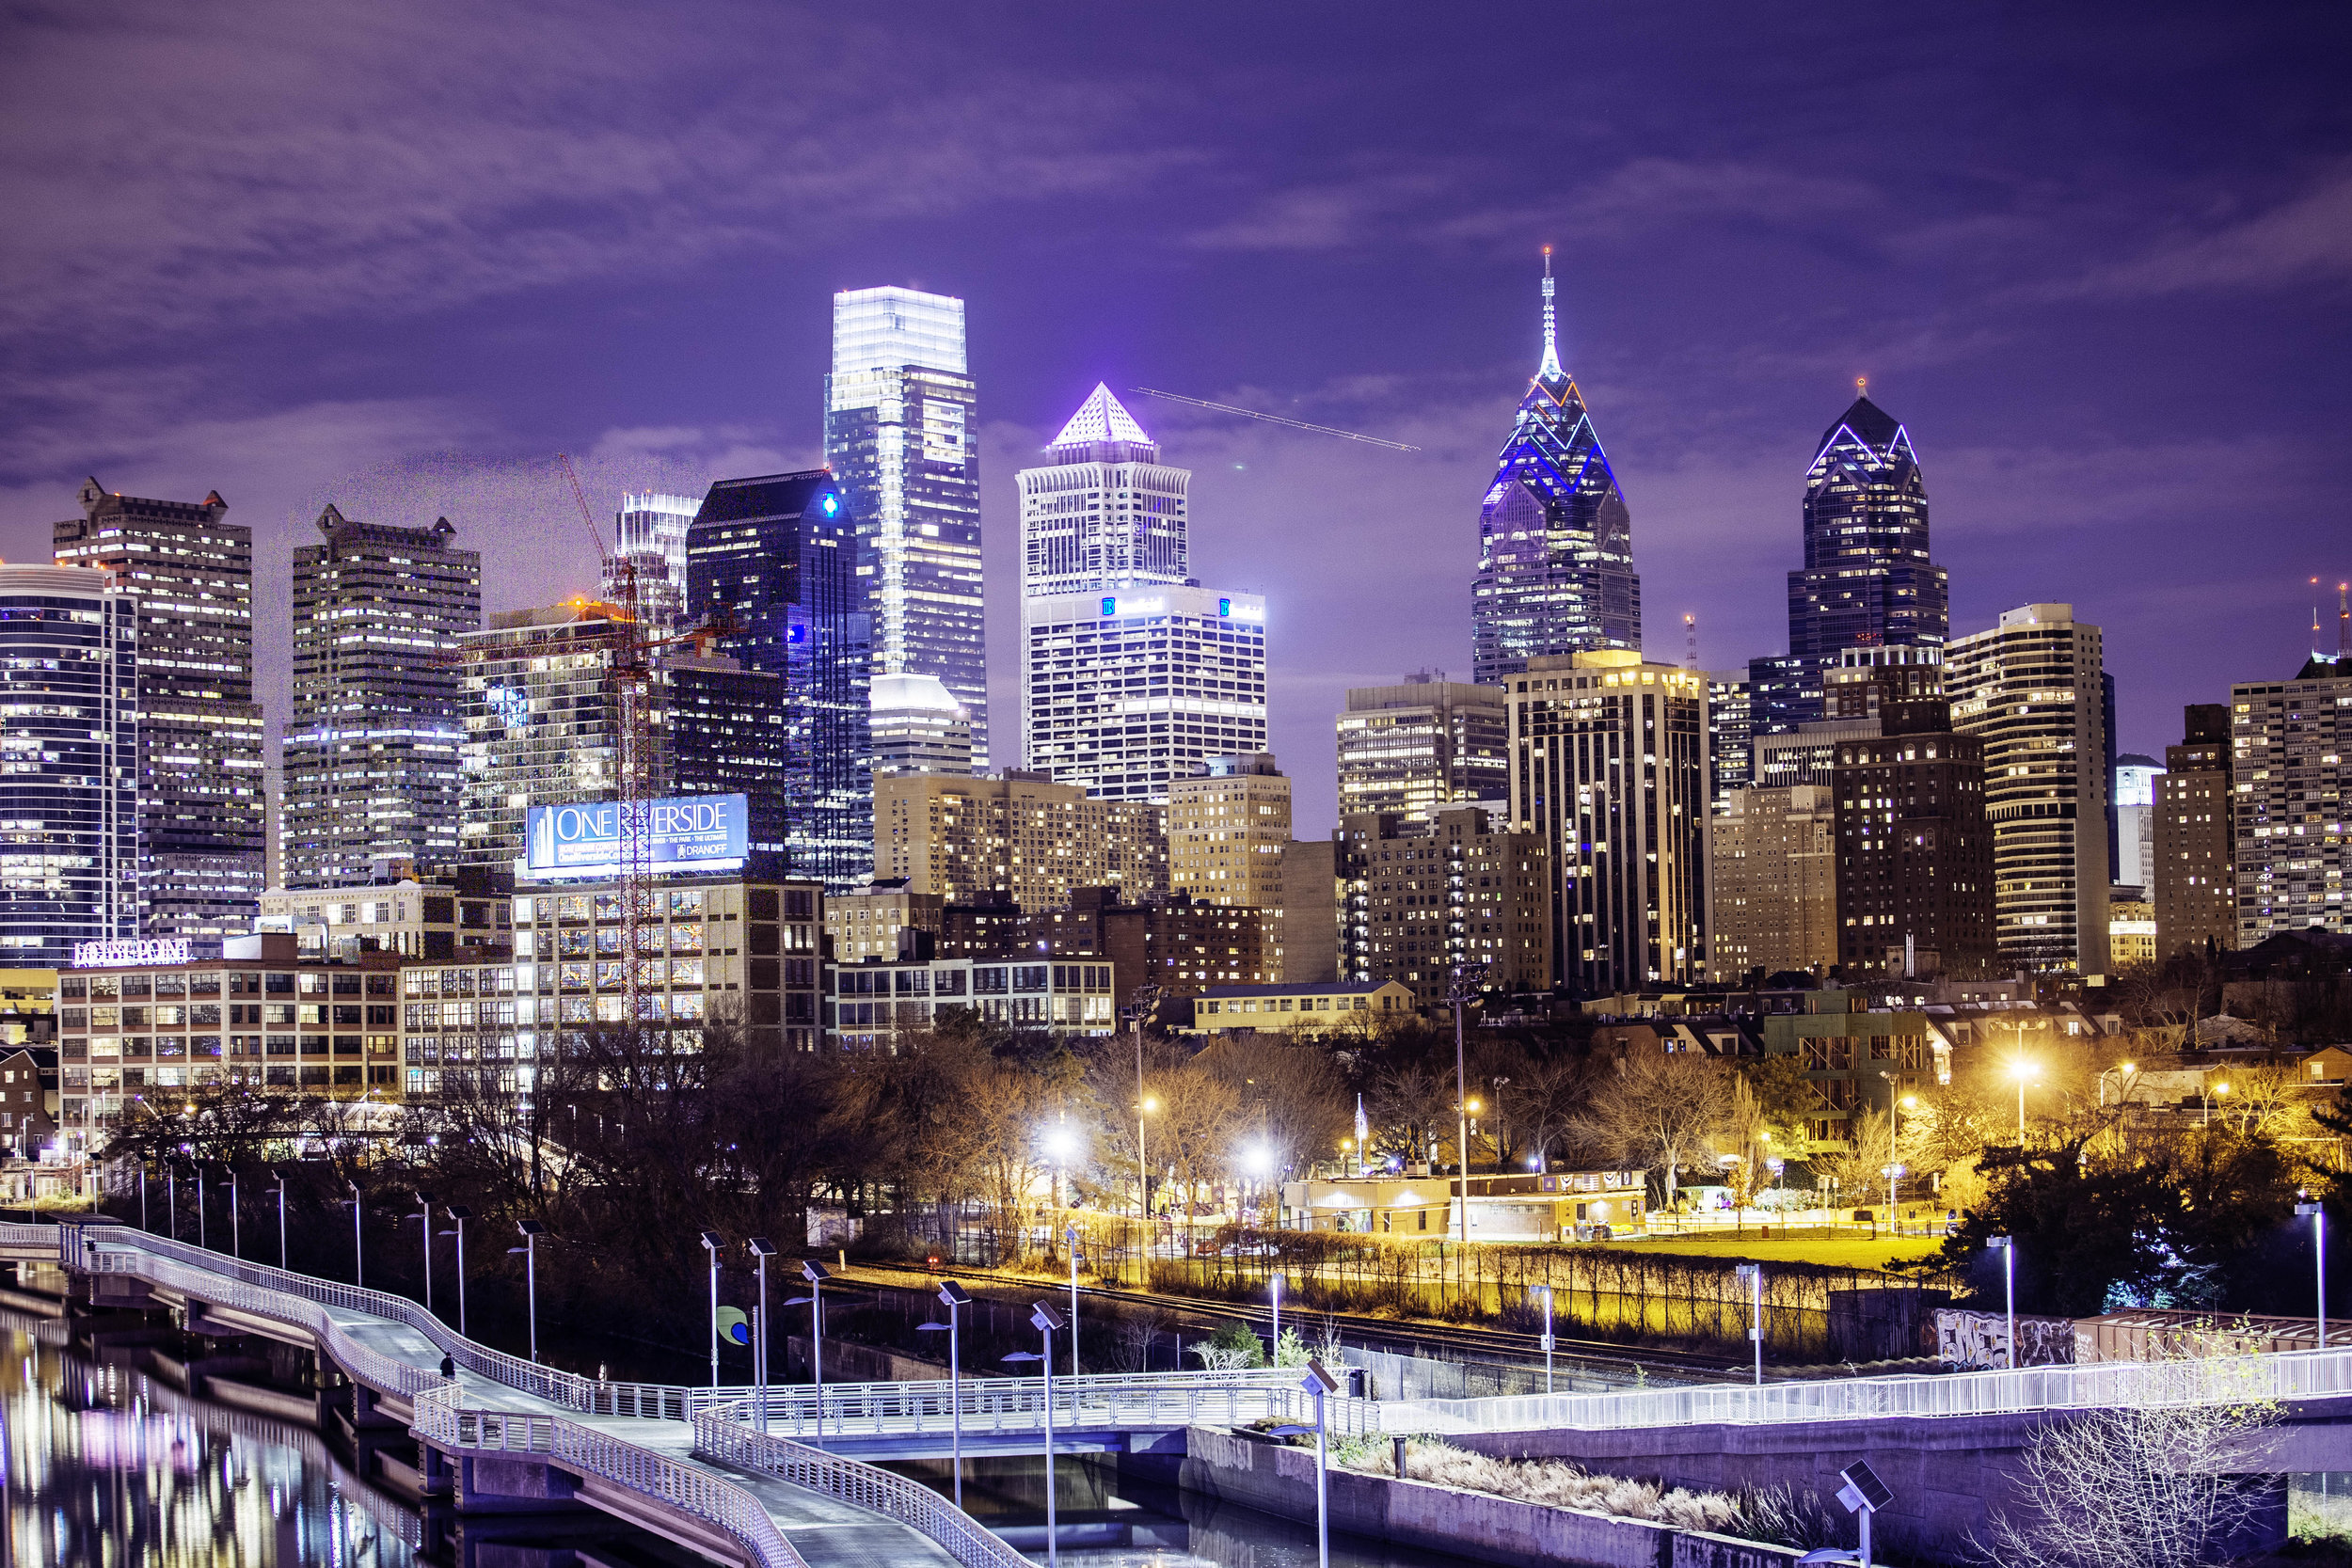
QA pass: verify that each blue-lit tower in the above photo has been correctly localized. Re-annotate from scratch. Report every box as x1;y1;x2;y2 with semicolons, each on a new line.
1470;250;1641;685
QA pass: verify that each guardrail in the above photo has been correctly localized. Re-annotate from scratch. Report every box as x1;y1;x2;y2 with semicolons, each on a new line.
693;1396;1036;1568
415;1382;805;1568
733;1367;1381;1441
1391;1345;2352;1434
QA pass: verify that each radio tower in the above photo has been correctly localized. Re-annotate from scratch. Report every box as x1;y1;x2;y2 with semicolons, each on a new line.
1684;613;1699;671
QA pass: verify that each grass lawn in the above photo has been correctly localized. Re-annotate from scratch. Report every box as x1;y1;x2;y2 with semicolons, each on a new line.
1593;1228;1949;1269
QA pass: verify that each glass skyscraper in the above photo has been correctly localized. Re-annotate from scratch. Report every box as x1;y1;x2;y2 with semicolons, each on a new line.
1781;384;1947;722
824;287;985;767
685;471;871;891
1470;252;1641;685
607;491;698;641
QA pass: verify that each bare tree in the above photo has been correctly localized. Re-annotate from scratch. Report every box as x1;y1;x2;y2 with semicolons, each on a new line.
1573;1051;1732;1209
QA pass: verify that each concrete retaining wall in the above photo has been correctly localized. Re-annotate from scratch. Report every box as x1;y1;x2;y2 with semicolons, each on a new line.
1182;1425;1800;1568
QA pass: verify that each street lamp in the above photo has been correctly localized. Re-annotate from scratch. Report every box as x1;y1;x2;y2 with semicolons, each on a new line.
1538;1284;1554;1394
915;1279;973;1507
1001;1302;1068;1568
1735;1263;1762;1386
440;1206;473;1336
698;1230;723;1386
1448;963;1487;1287
2008;1057;2037;1140
1881;1165;1905;1236
273;1167;289;1271
194;1162;206;1251
2096;1062;2137;1108
2297;1196;2328;1350
167;1161;178;1242
509;1220;546;1363
409;1191;436;1316
1268;1357;1342;1568
1987;1236;2016;1369
790;1260;832;1445
224;1166;240;1260
748;1236;777;1429
1718;1152;1742;1234
1271;1272;1283;1362
1125;984;1162;1271
2212;1080;2233;1131
342;1180;363;1288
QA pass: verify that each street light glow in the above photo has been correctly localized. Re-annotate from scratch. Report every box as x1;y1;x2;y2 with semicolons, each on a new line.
1041;1124;1079;1162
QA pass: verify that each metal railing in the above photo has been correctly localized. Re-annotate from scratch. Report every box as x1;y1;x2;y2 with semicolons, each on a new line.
693;1396;1037;1568
416;1382;805;1568
734;1367;1313;1440
1388;1346;2352;1434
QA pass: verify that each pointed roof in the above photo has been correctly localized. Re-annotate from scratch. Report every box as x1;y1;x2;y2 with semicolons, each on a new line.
1052;383;1152;449
1818;385;1907;459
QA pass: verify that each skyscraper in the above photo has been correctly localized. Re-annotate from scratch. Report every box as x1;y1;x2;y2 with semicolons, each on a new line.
2231;658;2348;945
1783;384;1947;722
685;470;871;891
1830;696;1995;979
2112;752;2165;890
1947;604;2110;977
825;287;986;766
279;508;481;889
456;602;630;867
1708;785;1836;981
1335;677;1510;825
1169;753;1291;910
1339;806;1551;1006
1470;252;1641;685
1504;650;1709;993
1019;386;1266;800
869;673;974;776
607;491;698;640
0;565;137;964
55;479;264;941
2155;705;2234;956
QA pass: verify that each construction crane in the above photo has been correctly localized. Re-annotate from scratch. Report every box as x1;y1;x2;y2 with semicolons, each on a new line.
1125;388;1421;451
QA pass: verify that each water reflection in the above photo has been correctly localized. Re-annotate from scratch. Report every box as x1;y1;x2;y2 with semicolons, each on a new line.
893;1453;1486;1568
0;1319;414;1567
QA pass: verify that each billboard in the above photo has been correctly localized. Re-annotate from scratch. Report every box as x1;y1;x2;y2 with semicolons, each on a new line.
525;795;750;877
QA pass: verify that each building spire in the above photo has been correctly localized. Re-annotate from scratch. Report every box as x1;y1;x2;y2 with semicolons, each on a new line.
1536;246;1564;381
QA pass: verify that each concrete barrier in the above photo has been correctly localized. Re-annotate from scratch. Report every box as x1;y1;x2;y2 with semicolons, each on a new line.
1182;1425;1801;1568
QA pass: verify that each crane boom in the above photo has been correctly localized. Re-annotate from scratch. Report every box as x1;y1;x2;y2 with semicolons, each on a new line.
1126;388;1421;451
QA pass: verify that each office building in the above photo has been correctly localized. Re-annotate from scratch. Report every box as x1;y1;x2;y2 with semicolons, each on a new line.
1708;786;1836;982
2110;889;2157;969
1336;676;1510;825
666;652;792;851
258;867;513;962
456;601;630;868
2155;704;2235;955
1186;980;1418;1036
1744;653;1818;744
56;480;264;942
1019;387;1265;799
1706;670;1756;813
1001;888;1276;1006
1169;754;1290;909
1831;698;1996;979
0;566;138;965
1339;806;1551;1007
2232;658;2349;944
870;672;974;776
829;956;1115;1051
607;492;699;640
280;508;482;889
1470;253;1641;684
1504;650;1709;994
823;880;945;964
2112;752;2165;891
873;770;1166;909
1782;385;1947;722
1278;839;1342;985
825;287;987;765
686;471;871;892
513;872;825;1053
1947;604;2110;977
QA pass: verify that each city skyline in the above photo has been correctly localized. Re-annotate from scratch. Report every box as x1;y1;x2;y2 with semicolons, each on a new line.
4;4;2349;841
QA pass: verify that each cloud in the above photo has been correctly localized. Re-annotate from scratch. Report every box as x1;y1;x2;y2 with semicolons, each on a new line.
2058;165;2352;297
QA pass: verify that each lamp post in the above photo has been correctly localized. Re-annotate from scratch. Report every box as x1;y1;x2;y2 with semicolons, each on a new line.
1882;1164;1905;1237
2298;1196;2328;1349
795;1260;831;1446
1002;1301;1068;1568
698;1230;723;1386
2009;1056;2036;1140
1269;1358;1341;1568
225;1167;239;1260
511;1220;545;1362
1125;984;1161;1276
1064;1224;1082;1379
195;1163;206;1251
1539;1284;1554;1394
1987;1236;2016;1369
1447;966;1485;1284
1717;1152;1742;1234
2097;1062;2137;1107
2213;1080;2233;1131
167;1163;178;1241
441;1205;472;1336
1735;1263;1762;1386
1271;1272;1283;1363
916;1280;973;1507
342;1180;362;1288
748;1236;777;1430
410;1191;436;1316
273;1168;288;1271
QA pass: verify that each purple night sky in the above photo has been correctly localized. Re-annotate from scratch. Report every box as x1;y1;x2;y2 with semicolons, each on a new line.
4;2;2348;834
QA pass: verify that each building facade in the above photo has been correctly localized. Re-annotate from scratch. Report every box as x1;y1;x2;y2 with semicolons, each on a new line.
1018;383;1187;598
1759;990;1934;1151
1470;253;1641;684
1185;980;1417;1035
1947;605;2111;977
56;480;264;942
1169;753;1290;909
1706;670;1756;813
1708;785;1836;982
665;653;791;850
822;880;945;964
686;471;871;892
1831;701;1996;979
1278;839;1342;985
608;491;698;640
1339;806;1551;1007
2232;659;2349;944
258;869;512;962
873;770;1167;909
869;672;974;776
2113;752;2165;892
2155;704;2235;955
1505;651;1709;994
825;287;987;765
829;956;1115;1051
279;509;481;888
456;602;628;868
0;565;139;965
1783;387;1947;723
1336;677;1511;826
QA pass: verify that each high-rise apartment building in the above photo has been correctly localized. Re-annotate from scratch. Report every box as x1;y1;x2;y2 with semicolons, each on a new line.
455;602;628;868
607;492;698;640
1947;604;2110;976
1504;650;1709;993
1708;785;1836;981
1169;753;1290;908
667;653;791;851
1831;698;1995;979
686;471;871;892
0;566;138;964
1339;807;1550;1006
279;508;481;890
2155;704;2234;955
1019;387;1263;800
2231;658;2348;944
1783;386;1947;722
1279;839;1342;985
1470;253;1640;684
873;770;1167;909
826;287;986;765
1706;670;1756;813
870;673;974;776
56;480;264;940
1335;677;1510;825
2112;752;2165;890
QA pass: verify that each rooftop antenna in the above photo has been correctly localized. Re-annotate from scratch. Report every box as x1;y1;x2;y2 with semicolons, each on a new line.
1537;246;1565;382
2340;580;2349;659
1684;613;1698;671
2315;577;2326;658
